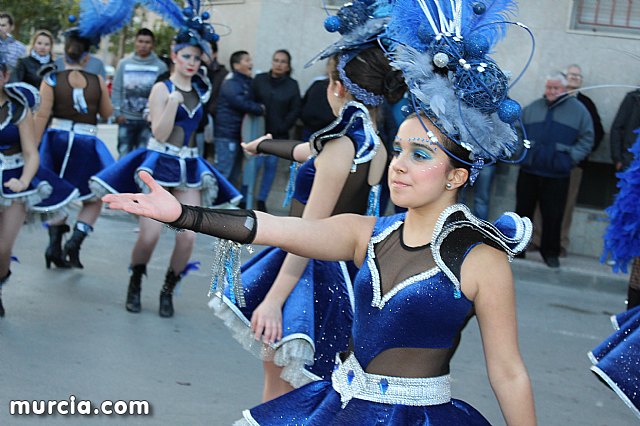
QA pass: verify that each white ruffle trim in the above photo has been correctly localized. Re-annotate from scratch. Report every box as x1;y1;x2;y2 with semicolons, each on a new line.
210;296;317;388
0;181;52;211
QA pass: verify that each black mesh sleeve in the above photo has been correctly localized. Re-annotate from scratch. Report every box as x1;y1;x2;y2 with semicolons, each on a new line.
256;139;304;161
167;205;257;244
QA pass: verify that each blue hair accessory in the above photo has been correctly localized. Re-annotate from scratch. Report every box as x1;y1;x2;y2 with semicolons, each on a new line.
337;54;384;106
139;0;218;56
306;0;394;67
63;0;137;48
386;0;535;180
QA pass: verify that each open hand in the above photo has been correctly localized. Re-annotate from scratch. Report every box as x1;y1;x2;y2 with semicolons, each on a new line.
250;298;283;344
102;171;182;223
4;178;28;193
241;133;272;156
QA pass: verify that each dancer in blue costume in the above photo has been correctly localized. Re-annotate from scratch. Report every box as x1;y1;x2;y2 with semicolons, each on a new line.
211;2;404;401
102;0;538;421
33;1;137;269
102;113;536;424
589;131;640;419
91;1;240;318
0;55;77;317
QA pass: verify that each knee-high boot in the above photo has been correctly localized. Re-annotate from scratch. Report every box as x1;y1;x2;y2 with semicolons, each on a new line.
0;271;11;317
63;222;93;269
45;224;71;268
159;268;181;318
126;264;146;313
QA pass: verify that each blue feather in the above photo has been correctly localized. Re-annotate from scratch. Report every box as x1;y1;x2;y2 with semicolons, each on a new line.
602;129;640;273
79;0;137;38
462;0;518;49
138;0;185;29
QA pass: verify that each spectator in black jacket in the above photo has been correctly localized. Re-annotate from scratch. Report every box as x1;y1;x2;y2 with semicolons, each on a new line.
12;29;54;88
611;89;640;171
300;63;335;141
196;40;228;163
214;51;264;181
251;49;301;211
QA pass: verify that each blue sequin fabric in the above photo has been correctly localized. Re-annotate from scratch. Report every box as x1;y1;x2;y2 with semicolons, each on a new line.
235;205;531;425
589;305;640;419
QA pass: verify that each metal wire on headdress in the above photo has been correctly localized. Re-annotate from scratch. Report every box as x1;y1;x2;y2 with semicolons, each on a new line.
138;0;219;56
386;0;535;183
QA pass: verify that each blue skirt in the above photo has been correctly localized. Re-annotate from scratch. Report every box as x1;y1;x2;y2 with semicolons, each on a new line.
237;380;490;425
90;147;241;207
39;128;115;200
1;153;78;214
589;305;640;419
211;246;357;387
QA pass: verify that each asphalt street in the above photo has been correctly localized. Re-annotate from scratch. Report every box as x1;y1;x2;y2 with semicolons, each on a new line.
0;208;635;425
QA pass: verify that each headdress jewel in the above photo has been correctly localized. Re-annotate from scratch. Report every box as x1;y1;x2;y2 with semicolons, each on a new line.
306;1;394;106
386;0;535;183
139;0;219;57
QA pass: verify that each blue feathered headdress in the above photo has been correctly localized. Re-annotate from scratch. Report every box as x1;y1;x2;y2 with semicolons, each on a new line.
387;0;534;183
138;0;219;56
305;0;394;67
601;129;640;273
64;0;137;47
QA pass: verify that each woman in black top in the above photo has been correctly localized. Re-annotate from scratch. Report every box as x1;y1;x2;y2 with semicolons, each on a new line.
13;30;54;88
249;50;301;211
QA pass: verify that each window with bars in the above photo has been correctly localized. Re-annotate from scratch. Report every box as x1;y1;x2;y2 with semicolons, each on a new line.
571;0;640;37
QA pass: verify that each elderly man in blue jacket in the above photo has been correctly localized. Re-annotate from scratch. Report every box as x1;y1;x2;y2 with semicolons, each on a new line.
516;72;594;268
214;50;265;182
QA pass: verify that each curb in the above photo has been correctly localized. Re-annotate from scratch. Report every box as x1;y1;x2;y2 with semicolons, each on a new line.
512;258;628;295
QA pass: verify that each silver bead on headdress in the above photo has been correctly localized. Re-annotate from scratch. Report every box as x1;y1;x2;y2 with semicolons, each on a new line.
386;0;535;183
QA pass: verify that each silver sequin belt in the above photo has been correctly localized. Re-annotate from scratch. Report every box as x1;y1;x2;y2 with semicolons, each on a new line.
0;152;24;171
147;138;198;159
331;353;451;407
50;118;98;136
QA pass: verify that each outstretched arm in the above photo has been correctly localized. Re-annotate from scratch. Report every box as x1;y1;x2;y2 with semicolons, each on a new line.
102;171;373;263
462;244;537;426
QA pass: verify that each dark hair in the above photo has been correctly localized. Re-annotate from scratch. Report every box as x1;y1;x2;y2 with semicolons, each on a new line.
64;34;91;64
329;46;406;105
136;28;155;41
0;12;14;26
210;40;218;54
230;50;249;71
273;49;292;76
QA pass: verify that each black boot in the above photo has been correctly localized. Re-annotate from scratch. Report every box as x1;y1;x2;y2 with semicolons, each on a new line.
63;222;93;269
126;264;146;313
627;287;640;310
0;271;10;317
45;224;71;268
159;268;181;318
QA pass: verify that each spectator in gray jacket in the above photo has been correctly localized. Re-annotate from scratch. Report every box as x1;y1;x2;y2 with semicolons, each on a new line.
111;28;167;157
515;72;594;268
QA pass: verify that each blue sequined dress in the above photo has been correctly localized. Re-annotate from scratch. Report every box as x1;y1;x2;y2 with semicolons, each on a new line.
90;79;241;207
211;101;383;387
0;83;77;215
589;305;640;419
234;205;532;425
38;70;115;201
